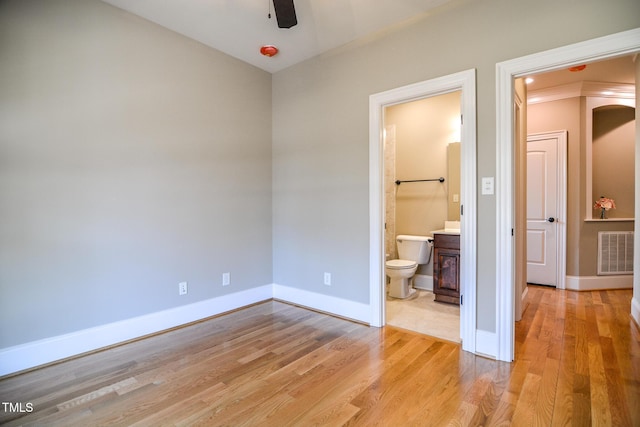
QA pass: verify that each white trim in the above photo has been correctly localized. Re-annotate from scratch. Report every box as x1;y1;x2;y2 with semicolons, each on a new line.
272;284;370;323
632;296;640;327
369;69;477;355
0;284;373;376
496;27;640;362
565;275;633;291
528;81;635;105
0;285;273;377
584;218;635;222
521;285;529;306
514;87;524;322
475;330;497;359
369;87;385;328
527;130;567;290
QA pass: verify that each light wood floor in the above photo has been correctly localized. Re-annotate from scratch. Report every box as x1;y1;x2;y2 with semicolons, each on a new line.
1;286;638;426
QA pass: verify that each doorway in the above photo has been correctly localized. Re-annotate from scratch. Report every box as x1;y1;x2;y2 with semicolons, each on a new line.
524;60;635;293
525;130;567;289
495;28;640;362
383;92;461;342
368;69;477;355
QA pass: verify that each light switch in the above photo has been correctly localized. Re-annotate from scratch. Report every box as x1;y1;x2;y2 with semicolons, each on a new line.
481;177;494;195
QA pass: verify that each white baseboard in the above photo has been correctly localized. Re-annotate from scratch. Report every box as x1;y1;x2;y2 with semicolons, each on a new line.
0;285;273;377
272;284;370;324
413;274;433;292
565;275;633;291
515;286;529;322
475;329;497;359
1;282;485;376
632;296;640;327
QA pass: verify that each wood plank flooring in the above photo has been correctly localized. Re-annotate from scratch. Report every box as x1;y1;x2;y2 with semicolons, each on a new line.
1;286;638;426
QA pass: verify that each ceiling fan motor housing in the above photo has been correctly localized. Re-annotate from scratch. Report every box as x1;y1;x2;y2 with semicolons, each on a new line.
272;0;297;29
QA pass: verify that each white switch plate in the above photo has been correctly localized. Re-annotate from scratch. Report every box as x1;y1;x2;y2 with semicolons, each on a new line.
222;273;230;286
481;177;494;195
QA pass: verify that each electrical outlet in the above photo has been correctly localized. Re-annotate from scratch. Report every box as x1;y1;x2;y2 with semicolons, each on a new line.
324;272;331;286
222;272;230;286
179;281;188;295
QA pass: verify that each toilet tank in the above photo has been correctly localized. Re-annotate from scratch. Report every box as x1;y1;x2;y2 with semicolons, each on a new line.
396;235;432;264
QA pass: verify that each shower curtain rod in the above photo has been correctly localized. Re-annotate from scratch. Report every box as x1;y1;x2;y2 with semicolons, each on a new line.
395;177;445;185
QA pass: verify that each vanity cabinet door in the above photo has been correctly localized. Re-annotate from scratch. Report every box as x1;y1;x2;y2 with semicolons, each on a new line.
433;234;460;305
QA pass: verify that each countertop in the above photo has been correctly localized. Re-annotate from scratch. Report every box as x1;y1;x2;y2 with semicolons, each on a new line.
431;229;460;235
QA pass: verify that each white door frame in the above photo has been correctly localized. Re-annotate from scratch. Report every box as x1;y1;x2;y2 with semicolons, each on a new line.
526;130;567;290
495;28;640;362
369;69;477;354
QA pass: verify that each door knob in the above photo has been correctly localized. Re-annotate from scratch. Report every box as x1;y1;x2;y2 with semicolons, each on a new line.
547;217;555;223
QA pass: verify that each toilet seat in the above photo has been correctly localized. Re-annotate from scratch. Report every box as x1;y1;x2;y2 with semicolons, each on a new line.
385;259;417;269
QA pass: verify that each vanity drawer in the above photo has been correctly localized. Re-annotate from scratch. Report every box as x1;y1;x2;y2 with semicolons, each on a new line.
434;233;459;250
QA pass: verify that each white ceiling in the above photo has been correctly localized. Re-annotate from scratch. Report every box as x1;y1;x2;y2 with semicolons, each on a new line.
101;0;452;73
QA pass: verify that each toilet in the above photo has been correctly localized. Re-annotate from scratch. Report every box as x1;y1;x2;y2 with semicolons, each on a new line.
385;235;433;299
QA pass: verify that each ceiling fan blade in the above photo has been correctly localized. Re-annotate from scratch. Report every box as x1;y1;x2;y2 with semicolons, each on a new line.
272;0;297;29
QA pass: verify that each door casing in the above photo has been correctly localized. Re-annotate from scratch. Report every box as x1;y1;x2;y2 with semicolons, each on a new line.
496;28;640;362
369;69;477;354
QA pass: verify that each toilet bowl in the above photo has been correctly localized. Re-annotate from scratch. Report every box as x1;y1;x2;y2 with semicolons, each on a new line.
386;259;419;298
385;235;432;299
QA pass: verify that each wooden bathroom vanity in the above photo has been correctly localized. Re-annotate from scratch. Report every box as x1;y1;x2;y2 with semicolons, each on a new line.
433;231;460;305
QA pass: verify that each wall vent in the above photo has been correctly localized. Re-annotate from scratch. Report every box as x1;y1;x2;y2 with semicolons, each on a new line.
597;231;634;275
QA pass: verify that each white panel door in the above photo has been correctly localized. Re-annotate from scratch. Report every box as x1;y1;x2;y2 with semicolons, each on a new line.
526;136;558;286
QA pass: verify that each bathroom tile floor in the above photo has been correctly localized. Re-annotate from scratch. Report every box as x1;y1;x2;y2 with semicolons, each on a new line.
386;289;460;343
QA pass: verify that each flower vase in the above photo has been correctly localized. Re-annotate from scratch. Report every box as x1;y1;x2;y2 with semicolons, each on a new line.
600;208;606;219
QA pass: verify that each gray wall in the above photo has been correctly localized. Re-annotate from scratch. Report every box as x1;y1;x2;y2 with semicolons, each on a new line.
1;0;639;351
0;0;272;347
271;0;640;332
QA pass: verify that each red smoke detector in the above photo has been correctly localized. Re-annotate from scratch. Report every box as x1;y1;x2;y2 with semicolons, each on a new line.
568;65;587;72
260;45;279;57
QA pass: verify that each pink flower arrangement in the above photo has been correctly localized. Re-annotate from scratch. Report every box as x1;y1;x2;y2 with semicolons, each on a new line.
594;196;616;211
